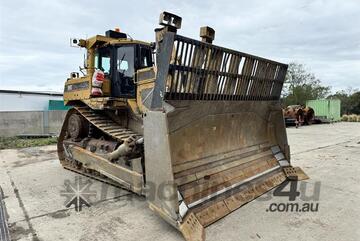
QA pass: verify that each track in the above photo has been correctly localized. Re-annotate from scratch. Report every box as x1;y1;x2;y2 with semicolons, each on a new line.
57;106;143;190
0;187;10;241
77;107;141;142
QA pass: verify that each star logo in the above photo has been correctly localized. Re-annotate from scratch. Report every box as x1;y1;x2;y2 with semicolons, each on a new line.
60;176;97;212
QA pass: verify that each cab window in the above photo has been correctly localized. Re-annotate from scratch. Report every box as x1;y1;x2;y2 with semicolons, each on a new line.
117;46;134;78
95;48;111;75
139;47;152;68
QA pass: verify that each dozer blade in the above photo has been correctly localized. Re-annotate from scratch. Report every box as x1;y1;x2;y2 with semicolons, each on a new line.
142;28;308;241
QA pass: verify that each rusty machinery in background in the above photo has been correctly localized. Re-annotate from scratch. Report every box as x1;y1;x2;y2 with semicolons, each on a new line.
283;105;315;127
58;12;308;241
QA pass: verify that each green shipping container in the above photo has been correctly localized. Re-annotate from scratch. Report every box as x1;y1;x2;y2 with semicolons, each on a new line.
48;100;71;111
306;99;341;121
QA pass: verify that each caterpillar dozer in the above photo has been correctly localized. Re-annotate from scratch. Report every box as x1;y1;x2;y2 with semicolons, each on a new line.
58;12;308;241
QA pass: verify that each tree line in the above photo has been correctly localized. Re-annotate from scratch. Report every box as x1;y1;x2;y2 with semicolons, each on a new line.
281;62;360;115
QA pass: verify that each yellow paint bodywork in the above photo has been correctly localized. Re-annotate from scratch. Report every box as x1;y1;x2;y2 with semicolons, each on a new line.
63;76;91;104
63;33;153;113
136;67;156;113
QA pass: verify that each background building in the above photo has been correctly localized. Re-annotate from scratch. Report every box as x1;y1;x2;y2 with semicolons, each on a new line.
0;89;66;111
0;90;68;137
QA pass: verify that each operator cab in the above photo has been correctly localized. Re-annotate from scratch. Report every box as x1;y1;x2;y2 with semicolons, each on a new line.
94;31;153;98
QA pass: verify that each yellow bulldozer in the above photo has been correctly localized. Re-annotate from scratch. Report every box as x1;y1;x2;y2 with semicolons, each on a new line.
58;12;308;241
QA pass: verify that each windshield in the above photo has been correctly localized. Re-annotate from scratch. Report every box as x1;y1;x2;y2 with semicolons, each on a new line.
117;46;134;78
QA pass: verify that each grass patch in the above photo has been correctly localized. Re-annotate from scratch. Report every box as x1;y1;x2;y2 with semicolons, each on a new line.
0;137;58;150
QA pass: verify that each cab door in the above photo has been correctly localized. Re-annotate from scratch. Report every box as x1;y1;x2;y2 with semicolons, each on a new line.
112;45;136;98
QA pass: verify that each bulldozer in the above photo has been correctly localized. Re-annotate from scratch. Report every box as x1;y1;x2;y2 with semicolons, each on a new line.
58;12;308;241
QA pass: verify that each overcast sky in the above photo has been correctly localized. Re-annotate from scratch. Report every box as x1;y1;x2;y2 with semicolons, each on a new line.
0;0;359;93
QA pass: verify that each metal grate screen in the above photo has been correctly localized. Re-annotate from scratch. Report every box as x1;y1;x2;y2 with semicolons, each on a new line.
164;35;287;101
